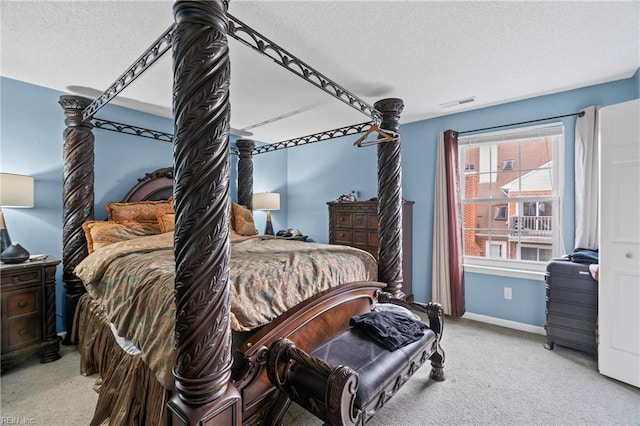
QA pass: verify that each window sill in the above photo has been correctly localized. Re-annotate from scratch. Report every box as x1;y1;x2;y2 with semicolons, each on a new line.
463;263;546;280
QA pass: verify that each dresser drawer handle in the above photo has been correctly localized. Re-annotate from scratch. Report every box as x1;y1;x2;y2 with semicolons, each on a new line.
18;300;28;308
19;329;28;336
339;232;345;237
340;217;345;222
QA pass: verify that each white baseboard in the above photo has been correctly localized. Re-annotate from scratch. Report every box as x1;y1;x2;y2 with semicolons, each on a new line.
462;312;545;335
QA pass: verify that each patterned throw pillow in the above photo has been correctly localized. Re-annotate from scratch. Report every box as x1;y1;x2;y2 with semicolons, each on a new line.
231;203;258;236
106;200;173;223
164;208;238;234
158;207;238;235
83;221;161;253
157;213;175;234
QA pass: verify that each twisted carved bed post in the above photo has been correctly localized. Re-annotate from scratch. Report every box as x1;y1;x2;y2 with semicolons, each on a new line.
168;1;241;424
375;98;405;299
59;95;94;345
236;139;255;209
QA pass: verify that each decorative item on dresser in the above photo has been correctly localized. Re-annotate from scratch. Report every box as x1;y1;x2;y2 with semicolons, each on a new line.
1;256;61;372
328;199;414;300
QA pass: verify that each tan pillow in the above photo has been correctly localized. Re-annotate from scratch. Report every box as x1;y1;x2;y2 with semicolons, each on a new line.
157;213;175;234
83;221;161;253
106;200;173;223
158;208;236;235
230;203;235;233
231;203;258;236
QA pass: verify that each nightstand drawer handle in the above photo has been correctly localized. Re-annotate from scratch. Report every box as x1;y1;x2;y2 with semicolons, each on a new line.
339;232;345;237
19;329;28;336
18;300;28;308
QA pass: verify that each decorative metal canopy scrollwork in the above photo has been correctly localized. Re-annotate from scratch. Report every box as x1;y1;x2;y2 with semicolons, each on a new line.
91;118;240;155
92;119;174;142
227;13;382;124
81;13;383;144
81;25;174;121
91;115;374;156
252;122;374;155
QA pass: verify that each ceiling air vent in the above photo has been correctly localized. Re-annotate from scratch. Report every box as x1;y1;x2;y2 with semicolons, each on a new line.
440;96;476;109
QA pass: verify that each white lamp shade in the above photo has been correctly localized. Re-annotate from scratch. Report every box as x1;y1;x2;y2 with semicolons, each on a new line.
253;192;280;211
0;173;34;208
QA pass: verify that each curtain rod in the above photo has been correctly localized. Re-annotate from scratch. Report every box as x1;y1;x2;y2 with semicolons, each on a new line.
458;111;585;135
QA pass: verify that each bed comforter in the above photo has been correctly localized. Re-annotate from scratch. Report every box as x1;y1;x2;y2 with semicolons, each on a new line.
74;231;377;388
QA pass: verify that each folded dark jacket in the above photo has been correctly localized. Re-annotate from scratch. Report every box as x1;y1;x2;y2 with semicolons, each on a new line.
349;310;427;351
568;248;599;264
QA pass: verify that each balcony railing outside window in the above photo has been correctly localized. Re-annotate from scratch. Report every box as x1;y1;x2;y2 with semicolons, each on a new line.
509;215;552;238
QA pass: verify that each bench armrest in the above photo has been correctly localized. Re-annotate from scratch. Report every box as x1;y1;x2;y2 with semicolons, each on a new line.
377;291;444;337
267;337;360;426
377;292;446;382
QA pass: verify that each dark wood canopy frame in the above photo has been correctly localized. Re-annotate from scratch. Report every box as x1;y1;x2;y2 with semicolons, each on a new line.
59;1;428;424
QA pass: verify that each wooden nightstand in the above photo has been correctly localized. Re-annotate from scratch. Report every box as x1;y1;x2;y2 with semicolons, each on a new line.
1;256;61;371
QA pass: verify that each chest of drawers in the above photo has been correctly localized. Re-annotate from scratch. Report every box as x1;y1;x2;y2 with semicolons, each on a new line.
1;256;61;371
328;200;413;299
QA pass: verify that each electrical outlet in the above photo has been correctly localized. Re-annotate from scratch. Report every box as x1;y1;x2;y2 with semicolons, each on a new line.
504;287;512;300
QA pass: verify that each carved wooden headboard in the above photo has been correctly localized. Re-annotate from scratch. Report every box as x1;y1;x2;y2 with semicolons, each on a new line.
122;167;173;202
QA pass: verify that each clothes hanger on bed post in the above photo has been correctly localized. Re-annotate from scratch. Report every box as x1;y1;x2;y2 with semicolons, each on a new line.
353;123;398;147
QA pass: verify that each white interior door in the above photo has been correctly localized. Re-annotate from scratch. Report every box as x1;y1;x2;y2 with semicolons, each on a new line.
598;98;640;388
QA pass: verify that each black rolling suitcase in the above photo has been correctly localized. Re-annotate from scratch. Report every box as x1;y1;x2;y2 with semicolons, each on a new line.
544;259;598;356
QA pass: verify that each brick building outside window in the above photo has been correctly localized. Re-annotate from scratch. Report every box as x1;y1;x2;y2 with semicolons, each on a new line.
459;124;563;273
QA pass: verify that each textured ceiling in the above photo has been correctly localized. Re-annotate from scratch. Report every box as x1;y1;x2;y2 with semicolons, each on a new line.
2;1;639;143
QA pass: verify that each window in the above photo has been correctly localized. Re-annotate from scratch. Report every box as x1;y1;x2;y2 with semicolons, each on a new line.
502;159;514;170
494;205;507;220
486;241;507;258
459;123;564;274
520;246;553;262
479;145;498;183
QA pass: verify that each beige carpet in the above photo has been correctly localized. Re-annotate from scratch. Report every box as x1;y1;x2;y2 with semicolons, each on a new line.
0;344;96;425
1;318;639;425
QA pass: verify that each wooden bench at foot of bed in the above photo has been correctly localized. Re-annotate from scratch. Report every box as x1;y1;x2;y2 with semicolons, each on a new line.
265;295;445;425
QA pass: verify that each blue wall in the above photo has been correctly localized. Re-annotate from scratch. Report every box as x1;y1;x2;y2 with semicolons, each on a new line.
1;77;175;331
403;78;636;325
0;77;287;332
2;70;637;331
288;74;637;327
252;147;289;234
287;138;378;242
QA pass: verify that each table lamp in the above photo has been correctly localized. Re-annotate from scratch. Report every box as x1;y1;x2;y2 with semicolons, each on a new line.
0;173;35;255
253;192;280;235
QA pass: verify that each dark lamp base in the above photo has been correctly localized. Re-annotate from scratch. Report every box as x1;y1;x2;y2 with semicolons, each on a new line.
264;218;275;236
1;242;30;264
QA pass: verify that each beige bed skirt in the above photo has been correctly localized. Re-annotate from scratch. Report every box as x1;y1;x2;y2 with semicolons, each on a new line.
73;294;169;426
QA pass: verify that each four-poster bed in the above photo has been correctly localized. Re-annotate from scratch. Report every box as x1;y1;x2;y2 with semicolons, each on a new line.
60;1;444;424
